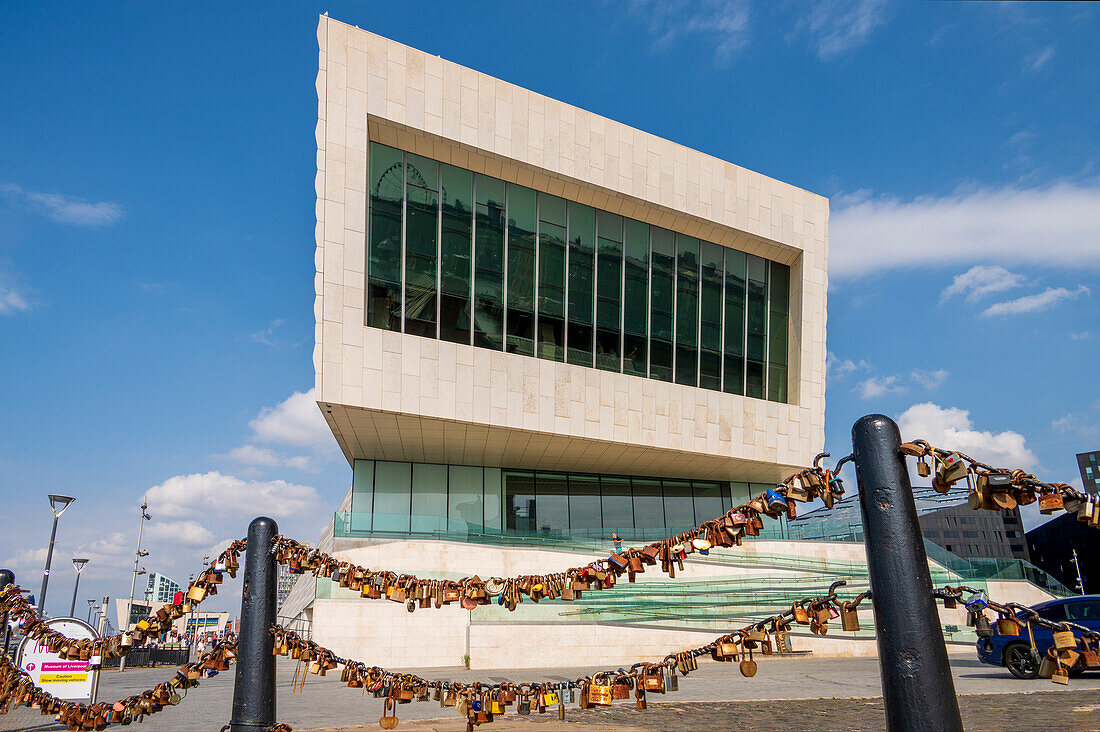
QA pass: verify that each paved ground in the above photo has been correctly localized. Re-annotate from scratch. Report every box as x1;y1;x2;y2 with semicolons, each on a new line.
2;655;1100;730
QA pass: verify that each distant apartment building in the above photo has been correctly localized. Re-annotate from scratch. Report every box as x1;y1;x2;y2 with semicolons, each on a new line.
276;563;296;612
791;487;1029;561
1078;451;1100;494
145;572;181;605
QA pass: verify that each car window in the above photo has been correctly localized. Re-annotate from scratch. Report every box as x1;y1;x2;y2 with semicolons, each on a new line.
1037;604;1066;621
1065;601;1100;622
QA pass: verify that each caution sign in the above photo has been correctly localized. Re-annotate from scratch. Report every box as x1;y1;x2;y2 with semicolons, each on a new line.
18;618;98;701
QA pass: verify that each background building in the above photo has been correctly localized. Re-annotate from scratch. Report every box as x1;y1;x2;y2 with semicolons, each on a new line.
1077;450;1099;494
791;488;1029;561
1027;513;1094;595
279;16;1064;668
145;572;181;605
276;563;296;612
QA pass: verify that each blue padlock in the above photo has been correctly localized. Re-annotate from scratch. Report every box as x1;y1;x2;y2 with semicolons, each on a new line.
765;488;788;514
964;590;988;612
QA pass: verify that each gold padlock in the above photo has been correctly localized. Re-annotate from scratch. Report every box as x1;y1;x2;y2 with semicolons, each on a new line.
996;616;1020;637
1053;628;1077;651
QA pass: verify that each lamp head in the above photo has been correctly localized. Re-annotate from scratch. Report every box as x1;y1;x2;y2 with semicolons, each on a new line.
72;558;90;572
48;494;75;517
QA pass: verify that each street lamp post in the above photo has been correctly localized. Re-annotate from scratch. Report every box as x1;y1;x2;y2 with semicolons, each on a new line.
87;598;95;623
119;499;150;673
69;558;89;618
38;494;75;616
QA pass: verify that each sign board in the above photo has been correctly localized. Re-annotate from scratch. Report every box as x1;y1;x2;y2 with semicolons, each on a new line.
17;618;98;701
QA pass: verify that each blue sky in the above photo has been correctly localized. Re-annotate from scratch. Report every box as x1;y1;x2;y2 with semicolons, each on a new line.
1;1;1097;618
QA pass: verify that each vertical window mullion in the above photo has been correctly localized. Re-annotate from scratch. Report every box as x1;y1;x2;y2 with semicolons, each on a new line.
470;175;476;347
400;151;407;334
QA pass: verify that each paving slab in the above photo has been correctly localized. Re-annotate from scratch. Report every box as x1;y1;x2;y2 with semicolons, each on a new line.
3;656;1100;731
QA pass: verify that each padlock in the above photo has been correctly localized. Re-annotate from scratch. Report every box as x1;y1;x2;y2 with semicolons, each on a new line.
765;488;788;515
1053;627;1077;651
964;591;988;612
974;612;994;639
1038;492;1064;514
841;602;860;632
996;615;1021;637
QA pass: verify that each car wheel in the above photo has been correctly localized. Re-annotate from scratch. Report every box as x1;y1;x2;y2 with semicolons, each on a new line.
1004;643;1040;680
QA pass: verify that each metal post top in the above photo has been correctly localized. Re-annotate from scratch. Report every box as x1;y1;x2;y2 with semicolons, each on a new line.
0;569;13;586
852;413;900;437
248;516;279;533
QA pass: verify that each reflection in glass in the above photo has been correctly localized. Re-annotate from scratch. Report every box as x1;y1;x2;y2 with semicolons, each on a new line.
404;153;439;337
623;220;649;376
746;255;768;399
536;472;569;534
367;143;404;331
699;242;723;391
693;481;723;524
595;211;623;372
507;185;537;356
632;478;665;530
567;202;596;366
663;479;695;530
373;461;412;532
504;471;535;532
448;465;483;529
364;144;792;404
649;228;675;382
675;235;699;387
767;261;790;403
411;463;447;532
568;474;601;531
439;164;473;344
537;193;566;361
601;476;633;531
351;460;375;532
483;468;502;532
474;175;505;349
723;250;746;395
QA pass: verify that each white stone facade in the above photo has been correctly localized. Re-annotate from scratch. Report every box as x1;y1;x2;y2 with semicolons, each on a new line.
314;15;829;482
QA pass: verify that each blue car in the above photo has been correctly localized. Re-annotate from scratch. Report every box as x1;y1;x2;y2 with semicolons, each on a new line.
976;595;1100;679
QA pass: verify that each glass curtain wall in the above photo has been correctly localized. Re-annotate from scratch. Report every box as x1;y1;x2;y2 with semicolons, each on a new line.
473;175;505;350
567;202;596;367
351;459;769;538
622;220;649;377
536;194;567;361
439;164;473;344
403;154;439;338
595;211;623;372
366;141;791;403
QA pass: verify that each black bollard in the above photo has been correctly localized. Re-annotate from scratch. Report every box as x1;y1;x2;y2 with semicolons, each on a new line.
0;569;13;656
229;517;278;732
851;415;963;732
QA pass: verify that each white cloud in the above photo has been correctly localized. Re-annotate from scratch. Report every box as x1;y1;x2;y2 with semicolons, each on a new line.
896;402;1038;470
911;369;948;390
857;375;905;400
146;520;215;547
220;444;317;472
249;318;288;347
145;471;320;520
0;285;30;315
1023;44;1055;74
1051;413;1099;439
1;183;124;227
1070;331;1091;341
940;265;1024;303
981;285;1089;317
797;0;889;59
628;0;751;63
248;388;334;450
225;445;283;467
827;351;871;379
830;183;1100;277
